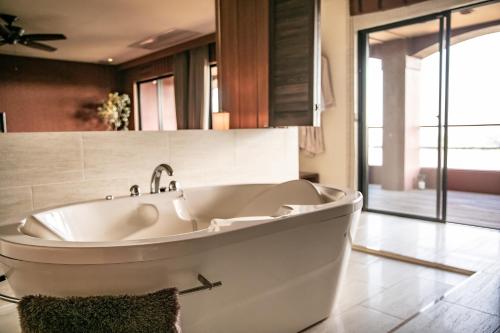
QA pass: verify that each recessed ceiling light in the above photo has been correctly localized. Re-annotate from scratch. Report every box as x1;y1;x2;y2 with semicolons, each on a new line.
107;58;114;63
139;38;155;45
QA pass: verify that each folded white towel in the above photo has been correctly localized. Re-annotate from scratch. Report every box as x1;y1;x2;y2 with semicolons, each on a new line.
208;216;273;232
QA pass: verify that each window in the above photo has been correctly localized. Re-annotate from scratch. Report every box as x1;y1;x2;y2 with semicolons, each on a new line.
210;65;219;113
137;75;177;131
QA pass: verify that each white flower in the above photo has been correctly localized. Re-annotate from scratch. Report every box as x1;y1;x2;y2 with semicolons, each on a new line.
97;92;131;130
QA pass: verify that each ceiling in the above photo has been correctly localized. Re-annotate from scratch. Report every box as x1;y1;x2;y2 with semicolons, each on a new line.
369;2;500;44
0;0;215;64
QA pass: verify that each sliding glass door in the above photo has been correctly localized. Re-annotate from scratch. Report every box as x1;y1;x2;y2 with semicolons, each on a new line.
445;2;500;228
359;1;500;228
359;14;448;221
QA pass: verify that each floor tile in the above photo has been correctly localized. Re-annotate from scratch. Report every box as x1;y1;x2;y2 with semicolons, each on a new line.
362;277;453;319
417;266;469;286
0;308;20;333
395;301;500;333
445;272;500;316
346;256;425;288
349;251;381;265
332;280;386;314
308;306;401;333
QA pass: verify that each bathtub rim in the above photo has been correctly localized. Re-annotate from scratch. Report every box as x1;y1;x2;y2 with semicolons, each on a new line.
0;183;362;265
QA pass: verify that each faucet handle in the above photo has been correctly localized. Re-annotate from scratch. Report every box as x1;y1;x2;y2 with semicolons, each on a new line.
169;180;181;192
130;185;141;197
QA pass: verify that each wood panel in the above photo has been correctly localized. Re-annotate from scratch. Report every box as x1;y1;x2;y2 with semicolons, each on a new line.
218;0;240;128
256;0;270;128
217;0;269;128
237;0;258;128
269;0;320;127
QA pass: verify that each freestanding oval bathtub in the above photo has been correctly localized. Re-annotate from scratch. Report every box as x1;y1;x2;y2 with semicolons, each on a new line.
0;180;362;333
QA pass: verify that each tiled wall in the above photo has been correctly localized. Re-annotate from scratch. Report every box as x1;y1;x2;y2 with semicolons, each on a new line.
0;128;298;223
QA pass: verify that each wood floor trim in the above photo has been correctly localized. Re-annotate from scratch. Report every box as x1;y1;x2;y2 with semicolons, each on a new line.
352;244;476;276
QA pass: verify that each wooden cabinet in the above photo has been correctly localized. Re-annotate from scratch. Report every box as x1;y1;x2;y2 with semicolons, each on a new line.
216;0;321;128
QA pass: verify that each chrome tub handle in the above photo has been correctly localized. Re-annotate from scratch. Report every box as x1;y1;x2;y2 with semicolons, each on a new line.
0;273;222;304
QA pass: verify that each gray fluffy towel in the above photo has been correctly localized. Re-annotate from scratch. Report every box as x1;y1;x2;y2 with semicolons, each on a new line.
18;288;180;333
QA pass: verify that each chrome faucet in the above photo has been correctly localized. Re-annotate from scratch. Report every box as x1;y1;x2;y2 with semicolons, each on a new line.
150;164;174;194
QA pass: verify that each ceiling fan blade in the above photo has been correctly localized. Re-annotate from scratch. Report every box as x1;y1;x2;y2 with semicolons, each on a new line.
22;40;57;52
0;24;10;38
21;33;66;41
0;14;17;26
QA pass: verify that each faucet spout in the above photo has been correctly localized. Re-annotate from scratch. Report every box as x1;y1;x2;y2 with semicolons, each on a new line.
150;164;174;194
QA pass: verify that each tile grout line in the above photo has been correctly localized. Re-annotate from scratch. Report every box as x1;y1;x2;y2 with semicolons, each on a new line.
80;133;86;181
358;304;405;321
441;299;500;318
29;185;34;211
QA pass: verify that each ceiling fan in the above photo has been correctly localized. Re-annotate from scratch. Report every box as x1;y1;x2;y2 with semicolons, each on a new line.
0;13;66;52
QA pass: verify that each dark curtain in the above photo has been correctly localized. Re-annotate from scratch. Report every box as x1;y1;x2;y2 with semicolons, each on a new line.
173;46;210;130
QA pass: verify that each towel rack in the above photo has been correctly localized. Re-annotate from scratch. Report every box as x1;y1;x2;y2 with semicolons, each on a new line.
0;273;222;304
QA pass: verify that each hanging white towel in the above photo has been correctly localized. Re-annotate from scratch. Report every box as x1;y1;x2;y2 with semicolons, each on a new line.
299;55;333;157
299;126;325;157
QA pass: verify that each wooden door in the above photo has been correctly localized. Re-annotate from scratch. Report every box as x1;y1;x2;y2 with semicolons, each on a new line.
269;0;321;127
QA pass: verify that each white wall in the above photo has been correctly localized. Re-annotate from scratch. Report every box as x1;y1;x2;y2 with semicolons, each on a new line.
300;0;354;189
0;128;298;222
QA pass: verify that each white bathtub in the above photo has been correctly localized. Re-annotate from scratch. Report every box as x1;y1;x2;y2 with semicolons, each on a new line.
0;180;362;332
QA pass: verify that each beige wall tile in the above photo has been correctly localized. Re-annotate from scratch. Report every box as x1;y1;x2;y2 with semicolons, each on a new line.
0;133;83;188
169;130;235;187
32;178;130;210
1;130;299;209
0;186;33;223
83;132;169;186
234;129;296;183
284;127;299;179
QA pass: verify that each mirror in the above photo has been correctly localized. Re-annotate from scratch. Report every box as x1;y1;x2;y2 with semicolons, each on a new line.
0;0;216;133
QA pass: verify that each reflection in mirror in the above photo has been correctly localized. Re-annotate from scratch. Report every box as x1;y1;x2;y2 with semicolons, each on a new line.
0;0;216;132
138;76;177;131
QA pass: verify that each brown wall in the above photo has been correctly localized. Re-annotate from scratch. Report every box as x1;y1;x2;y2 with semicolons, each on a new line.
369;165;500;195
350;0;429;15
0;54;118;132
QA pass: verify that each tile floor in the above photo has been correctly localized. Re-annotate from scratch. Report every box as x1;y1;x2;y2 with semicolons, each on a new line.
354;212;500;272
305;252;468;333
346;212;500;333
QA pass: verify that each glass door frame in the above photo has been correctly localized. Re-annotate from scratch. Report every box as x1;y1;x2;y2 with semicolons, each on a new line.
357;12;451;223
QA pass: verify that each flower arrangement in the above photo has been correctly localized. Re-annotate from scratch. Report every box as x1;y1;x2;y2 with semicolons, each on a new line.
97;92;131;131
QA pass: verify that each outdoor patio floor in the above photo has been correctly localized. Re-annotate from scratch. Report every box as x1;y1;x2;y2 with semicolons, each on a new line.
368;185;500;229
